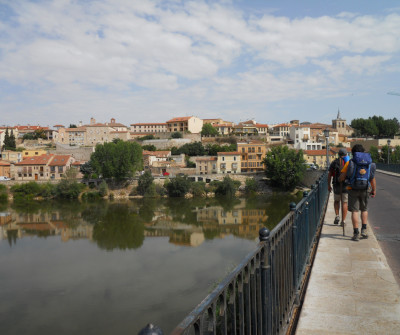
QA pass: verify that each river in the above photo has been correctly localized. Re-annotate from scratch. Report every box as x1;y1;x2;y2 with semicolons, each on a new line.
0;193;302;334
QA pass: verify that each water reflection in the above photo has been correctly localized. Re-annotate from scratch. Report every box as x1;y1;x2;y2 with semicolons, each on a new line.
0;193;302;249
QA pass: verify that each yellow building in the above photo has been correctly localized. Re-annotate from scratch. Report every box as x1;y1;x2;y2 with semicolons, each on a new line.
303;149;336;168
22;149;48;158
195;156;217;175
166;116;203;134
237;141;267;172
217;152;241;174
1;150;23;163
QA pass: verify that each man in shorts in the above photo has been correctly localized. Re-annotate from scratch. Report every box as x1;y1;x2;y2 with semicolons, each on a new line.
340;144;376;241
328;148;348;226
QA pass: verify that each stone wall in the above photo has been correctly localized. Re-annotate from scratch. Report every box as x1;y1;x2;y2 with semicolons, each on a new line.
300;170;325;188
49;144;95;161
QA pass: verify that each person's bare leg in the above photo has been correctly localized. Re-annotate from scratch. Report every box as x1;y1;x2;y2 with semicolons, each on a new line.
334;200;340;216
361;211;368;225
352;211;359;229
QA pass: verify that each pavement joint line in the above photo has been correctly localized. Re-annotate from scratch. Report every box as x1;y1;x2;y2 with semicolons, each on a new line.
295;192;400;335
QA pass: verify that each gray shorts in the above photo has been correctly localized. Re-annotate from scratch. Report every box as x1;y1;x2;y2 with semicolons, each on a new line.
348;189;369;212
334;192;348;203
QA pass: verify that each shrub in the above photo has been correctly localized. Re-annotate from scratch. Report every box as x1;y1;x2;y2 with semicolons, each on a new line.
82;191;101;200
215;176;240;197
0;184;8;202
56;180;85;199
155;184;167;196
245;178;257;195
98;180;108;197
171;131;183;139
166;176;191;197
191;182;206;197
137;171;154;196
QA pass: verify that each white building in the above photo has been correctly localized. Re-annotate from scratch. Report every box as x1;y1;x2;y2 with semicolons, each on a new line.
290;125;322;150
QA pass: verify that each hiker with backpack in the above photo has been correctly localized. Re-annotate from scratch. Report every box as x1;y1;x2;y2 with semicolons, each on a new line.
328;148;349;226
340;144;377;241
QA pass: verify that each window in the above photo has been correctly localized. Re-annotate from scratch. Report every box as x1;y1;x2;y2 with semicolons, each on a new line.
222;157;225;161
234;156;236;161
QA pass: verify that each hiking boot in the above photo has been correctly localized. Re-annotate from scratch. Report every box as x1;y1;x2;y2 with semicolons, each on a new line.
351;232;360;241
361;228;368;239
334;216;340;225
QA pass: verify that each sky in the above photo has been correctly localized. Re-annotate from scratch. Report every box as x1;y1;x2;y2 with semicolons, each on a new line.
0;0;399;127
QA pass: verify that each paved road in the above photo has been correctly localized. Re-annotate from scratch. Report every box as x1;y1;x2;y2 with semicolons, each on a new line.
368;172;400;284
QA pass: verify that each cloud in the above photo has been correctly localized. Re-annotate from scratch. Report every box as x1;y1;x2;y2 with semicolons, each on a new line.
0;0;399;124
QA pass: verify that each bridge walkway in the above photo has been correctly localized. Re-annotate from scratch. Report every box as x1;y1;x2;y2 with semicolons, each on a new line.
296;190;400;335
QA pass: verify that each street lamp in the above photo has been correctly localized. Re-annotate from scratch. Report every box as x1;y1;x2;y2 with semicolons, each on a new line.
387;139;391;165
323;128;330;168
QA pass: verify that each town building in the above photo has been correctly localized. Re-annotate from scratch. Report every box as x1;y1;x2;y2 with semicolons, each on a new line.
195;156;217;175
237;141;267;172
22;149;48;158
212;123;234;136
217;152;241;174
130;123;167;133
269;123;291;137
303;149;336;168
289;125;323;150
142;150;171;168
14;154;75;181
1;150;23;163
0;161;11;178
166;116;203;133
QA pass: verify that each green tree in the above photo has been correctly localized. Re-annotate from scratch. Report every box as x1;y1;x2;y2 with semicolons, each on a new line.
201;123;219;137
142;144;157;151
245;178;258;195
90;141;143;180
166;175;191;197
98;180;109;197
215;176;240;197
69;124;77;128
137;134;155;141
80;161;93;178
171;142;206;156
137;171;155;196
3;128;10;150
191;181;206;197
263;146;306;191
369;146;380;163
8;129;16;150
171;131;183;138
56;168;85;199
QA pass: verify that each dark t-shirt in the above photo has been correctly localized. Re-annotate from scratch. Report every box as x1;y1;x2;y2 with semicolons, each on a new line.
329;158;347;194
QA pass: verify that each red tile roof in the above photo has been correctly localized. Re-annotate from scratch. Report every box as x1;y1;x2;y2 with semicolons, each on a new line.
65;127;86;132
167;117;192;122
15;154;54;166
131;123;167;126
48;155;72;166
0;161;11;166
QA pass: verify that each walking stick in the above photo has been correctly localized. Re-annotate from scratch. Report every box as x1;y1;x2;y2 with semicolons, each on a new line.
339;156;346;237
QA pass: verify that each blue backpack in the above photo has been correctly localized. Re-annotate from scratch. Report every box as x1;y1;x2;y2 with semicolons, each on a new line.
349;152;372;190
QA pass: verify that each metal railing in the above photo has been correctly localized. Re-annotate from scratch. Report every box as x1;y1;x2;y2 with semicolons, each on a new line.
139;172;329;335
376;163;400;175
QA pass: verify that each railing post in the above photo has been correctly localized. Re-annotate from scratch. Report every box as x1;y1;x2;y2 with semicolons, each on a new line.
137;324;164;335
259;227;271;335
290;201;299;305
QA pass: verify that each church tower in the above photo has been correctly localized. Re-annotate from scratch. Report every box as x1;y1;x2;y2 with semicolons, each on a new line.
332;108;347;133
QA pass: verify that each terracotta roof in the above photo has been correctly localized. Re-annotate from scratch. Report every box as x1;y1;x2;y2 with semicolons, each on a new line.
66;127;86;132
309;123;330;129
109;122;127;127
48;155;72;166
217;151;241;155
270;123;291;128
18;223;53;231
53;124;64;127
71;161;82;166
15;154;53;166
131;123;167;126
167;117;192;122
0;161;11;166
16;126;49;131
255;124;269;128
